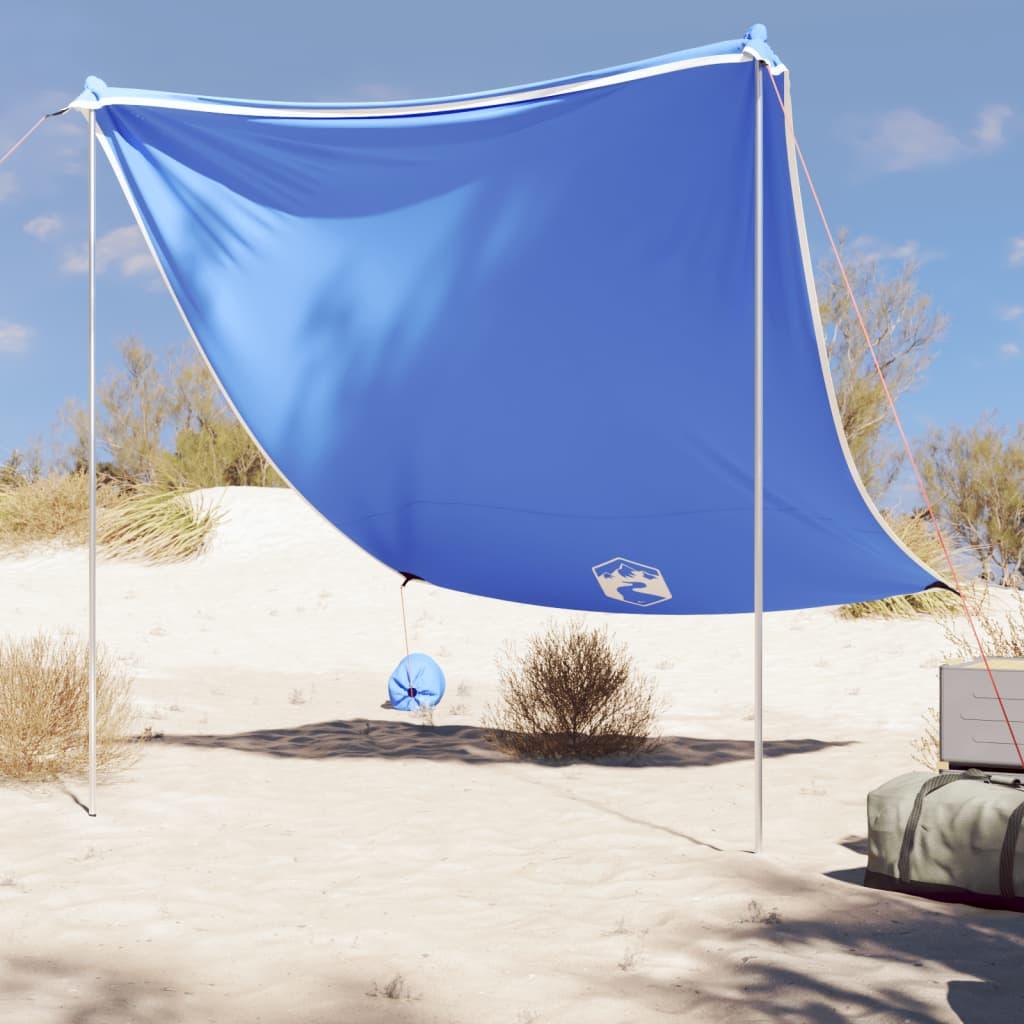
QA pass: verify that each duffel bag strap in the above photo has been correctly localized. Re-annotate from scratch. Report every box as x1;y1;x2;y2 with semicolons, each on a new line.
999;799;1024;898
898;770;989;882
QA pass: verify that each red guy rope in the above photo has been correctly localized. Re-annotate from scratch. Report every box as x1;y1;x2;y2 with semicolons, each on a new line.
766;70;1024;768
0;114;47;168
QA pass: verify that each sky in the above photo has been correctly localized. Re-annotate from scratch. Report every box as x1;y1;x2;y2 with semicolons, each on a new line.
1;0;1022;481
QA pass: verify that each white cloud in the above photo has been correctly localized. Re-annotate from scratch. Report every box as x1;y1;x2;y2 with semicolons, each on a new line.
0;172;15;201
853;103;1013;172
1000;342;1021;358
999;305;1024;320
1010;238;1024;267
23;214;62;239
848;235;941;265
974;104;1013;148
62;225;155;277
856;109;964;172
0;322;31;354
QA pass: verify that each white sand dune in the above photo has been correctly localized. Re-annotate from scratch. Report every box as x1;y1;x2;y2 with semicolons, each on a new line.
2;487;1022;1023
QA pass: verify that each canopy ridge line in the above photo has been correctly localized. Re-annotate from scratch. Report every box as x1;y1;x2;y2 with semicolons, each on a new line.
766;73;1024;769
0;107;70;167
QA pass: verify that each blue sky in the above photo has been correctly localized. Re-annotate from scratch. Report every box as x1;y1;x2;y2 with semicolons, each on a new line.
1;0;1021;479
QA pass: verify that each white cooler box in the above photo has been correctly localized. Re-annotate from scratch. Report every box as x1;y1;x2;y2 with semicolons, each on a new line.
941;658;1024;772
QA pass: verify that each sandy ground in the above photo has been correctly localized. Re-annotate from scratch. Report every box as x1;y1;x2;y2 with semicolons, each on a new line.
2;486;1023;1023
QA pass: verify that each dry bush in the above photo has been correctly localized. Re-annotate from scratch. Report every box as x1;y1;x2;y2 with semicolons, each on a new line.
838;512;961;620
0;633;135;782
740;900;782;926
911;706;941;771
367;973;411;1000
98;488;221;564
486;621;661;760
0;472;93;549
943;586;1024;661
0;475;220;563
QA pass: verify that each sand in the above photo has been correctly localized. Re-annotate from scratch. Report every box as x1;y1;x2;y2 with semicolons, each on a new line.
2;486;1023;1023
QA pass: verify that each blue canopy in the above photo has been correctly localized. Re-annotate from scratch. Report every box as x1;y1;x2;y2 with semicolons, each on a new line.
72;25;939;614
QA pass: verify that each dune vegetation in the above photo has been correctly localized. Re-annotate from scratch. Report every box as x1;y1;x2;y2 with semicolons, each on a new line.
97;488;222;564
0;338;277;561
837;513;962;620
0;632;135;782
819;243;1022;620
486;620;661;760
0;473;221;564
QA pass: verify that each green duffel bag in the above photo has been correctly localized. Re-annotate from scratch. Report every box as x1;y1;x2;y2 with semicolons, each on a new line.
866;769;1024;911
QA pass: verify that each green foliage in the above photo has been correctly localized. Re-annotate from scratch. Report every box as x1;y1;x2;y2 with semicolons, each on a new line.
100;339;172;482
2;339;276;557
916;421;1024;588
0;448;42;489
818;239;947;501
162;422;282;488
59;338;283;490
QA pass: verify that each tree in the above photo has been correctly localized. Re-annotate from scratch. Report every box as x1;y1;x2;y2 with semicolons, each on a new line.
99;338;173;483
159;344;282;487
817;240;948;500
0;448;42;488
56;339;282;489
916;421;1024;587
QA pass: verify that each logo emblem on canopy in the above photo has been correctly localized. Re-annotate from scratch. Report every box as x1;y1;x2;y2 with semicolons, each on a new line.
592;557;672;607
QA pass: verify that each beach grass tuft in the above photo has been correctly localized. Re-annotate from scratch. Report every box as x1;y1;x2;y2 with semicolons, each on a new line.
0;474;222;563
0;633;135;782
0;472;94;549
97;488;222;564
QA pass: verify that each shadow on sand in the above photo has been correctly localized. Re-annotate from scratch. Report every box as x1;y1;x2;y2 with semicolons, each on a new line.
0;955;436;1024
594;855;1024;1024
155;718;849;768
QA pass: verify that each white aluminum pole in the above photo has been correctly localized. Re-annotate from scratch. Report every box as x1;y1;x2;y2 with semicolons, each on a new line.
87;109;97;817
753;59;764;853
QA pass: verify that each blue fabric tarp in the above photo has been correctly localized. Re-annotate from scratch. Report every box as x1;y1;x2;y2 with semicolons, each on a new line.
74;26;939;614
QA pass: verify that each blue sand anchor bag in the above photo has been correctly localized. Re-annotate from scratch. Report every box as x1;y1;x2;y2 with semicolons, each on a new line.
388;653;446;711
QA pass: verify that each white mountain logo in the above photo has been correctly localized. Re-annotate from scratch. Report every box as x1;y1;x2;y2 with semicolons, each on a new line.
592;557;672;607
